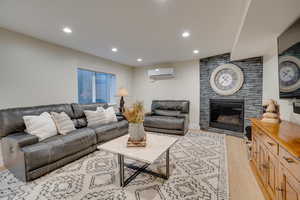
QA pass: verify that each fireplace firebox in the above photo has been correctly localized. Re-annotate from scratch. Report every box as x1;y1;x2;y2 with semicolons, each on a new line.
209;99;244;132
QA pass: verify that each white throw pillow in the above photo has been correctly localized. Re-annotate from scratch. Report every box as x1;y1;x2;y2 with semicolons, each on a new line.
84;107;107;127
103;106;118;123
51;112;76;135
23;112;57;141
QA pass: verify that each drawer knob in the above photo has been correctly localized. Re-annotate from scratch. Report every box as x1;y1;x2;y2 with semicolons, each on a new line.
262;163;269;169
267;142;275;146
276;187;284;192
283;156;295;163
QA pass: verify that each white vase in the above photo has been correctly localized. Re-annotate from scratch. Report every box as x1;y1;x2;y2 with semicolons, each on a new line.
129;123;146;141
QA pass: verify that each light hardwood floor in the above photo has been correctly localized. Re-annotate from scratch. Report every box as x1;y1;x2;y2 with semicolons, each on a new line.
226;135;266;200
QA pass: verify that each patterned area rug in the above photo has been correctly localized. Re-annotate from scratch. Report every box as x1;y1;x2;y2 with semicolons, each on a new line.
0;131;229;200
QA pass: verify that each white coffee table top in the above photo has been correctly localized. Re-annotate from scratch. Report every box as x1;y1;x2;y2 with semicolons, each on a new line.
98;133;178;164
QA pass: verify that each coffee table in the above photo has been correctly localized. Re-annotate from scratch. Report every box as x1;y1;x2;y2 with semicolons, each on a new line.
98;133;178;187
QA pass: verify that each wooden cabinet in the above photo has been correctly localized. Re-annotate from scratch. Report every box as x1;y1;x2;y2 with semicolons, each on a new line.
250;119;300;200
252;134;259;165
278;164;300;200
258;141;268;181
265;149;277;199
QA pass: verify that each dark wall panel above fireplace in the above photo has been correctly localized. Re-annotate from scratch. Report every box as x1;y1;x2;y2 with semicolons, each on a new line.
199;53;263;137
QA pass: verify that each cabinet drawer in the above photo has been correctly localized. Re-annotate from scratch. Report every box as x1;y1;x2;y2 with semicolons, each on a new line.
261;134;278;155
253;125;278;155
252;125;263;138
279;146;300;182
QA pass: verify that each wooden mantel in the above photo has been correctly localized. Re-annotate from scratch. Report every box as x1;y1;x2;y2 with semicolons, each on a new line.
250;118;300;160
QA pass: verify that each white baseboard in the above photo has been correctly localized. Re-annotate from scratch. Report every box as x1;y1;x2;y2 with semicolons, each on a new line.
189;123;200;130
0;141;3;167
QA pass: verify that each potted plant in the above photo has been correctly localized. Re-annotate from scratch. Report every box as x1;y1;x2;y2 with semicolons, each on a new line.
123;102;146;141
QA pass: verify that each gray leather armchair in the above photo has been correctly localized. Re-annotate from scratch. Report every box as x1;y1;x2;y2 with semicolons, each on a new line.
0;103;128;181
144;100;190;135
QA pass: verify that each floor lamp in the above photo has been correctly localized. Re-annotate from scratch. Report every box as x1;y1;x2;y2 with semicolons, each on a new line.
117;88;128;113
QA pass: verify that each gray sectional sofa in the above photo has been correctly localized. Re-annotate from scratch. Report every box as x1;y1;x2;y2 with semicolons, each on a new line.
0;103;128;181
144;100;190;135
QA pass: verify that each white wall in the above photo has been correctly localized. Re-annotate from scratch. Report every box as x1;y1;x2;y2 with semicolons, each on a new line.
263;37;300;123
132;60;200;129
0;28;133;109
0;28;134;166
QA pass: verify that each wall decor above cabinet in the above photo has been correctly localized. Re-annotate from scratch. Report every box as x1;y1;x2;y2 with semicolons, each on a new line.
278;18;300;99
209;63;244;96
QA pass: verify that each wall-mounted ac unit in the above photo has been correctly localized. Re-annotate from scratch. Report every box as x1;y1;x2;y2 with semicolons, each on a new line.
148;68;175;79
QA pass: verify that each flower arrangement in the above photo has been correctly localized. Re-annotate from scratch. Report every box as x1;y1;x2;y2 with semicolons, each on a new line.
123;101;145;123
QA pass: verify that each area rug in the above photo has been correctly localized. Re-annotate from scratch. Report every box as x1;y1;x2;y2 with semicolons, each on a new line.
0;131;229;200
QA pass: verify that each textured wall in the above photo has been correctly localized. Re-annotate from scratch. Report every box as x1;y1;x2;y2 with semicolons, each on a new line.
200;53;263;137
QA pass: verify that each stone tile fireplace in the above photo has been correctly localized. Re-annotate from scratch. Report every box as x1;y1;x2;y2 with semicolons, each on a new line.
209;99;244;132
199;53;263;138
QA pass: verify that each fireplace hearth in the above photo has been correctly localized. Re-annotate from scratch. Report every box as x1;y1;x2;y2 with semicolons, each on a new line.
209;99;244;132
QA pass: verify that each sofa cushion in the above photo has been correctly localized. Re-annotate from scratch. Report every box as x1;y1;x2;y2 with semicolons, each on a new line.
151;100;189;113
116;120;129;130
0;104;74;139
22;136;64;171
144;116;184;130
116;120;129;135
153;109;181;117
90;121;127;143
61;128;97;156
22;127;96;171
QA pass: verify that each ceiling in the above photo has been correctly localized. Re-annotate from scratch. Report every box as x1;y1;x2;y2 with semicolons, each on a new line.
1;0;299;66
231;0;300;60
0;0;248;66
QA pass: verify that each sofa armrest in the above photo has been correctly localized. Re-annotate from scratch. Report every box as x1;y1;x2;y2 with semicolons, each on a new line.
4;132;39;148
176;114;189;132
1;132;36;181
117;115;125;121
145;112;154;117
176;113;189;118
115;112;123;116
115;112;125;121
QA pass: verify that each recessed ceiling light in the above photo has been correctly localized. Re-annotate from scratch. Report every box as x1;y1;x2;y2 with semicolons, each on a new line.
182;31;190;38
112;48;118;52
63;27;72;34
193;50;199;54
137;58;143;62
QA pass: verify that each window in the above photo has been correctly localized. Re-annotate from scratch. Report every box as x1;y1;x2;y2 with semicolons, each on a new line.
77;69;116;104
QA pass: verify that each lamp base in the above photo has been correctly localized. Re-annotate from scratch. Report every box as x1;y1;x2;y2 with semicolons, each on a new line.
119;96;125;113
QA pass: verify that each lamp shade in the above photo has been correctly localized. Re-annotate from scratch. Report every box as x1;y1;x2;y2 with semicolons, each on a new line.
117;88;129;97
